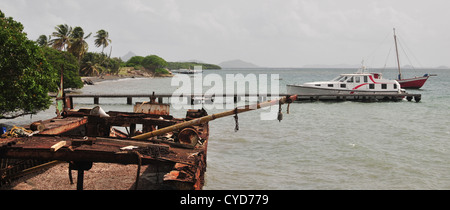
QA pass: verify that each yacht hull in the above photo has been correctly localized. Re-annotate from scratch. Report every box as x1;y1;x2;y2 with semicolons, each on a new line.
286;85;403;99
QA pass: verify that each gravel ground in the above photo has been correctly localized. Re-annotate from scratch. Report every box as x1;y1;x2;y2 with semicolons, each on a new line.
1;162;154;190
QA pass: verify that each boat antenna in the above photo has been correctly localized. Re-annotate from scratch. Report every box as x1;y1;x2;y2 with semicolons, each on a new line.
357;59;367;73
393;28;402;80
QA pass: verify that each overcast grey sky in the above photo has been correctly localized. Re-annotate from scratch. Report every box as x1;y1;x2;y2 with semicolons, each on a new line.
1;0;449;67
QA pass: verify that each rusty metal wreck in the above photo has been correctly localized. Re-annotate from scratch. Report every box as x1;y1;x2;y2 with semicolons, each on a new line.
1;94;297;190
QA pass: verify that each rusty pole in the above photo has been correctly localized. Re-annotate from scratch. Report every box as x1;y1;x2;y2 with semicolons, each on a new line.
132;95;297;140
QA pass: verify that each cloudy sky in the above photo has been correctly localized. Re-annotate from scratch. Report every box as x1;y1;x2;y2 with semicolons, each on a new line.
1;0;449;67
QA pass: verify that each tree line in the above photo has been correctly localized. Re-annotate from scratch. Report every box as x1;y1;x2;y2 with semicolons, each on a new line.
123;55;170;75
37;25;111;60
36;24;121;78
1;10;56;119
0;10;120;119
1;10;221;119
1;10;174;119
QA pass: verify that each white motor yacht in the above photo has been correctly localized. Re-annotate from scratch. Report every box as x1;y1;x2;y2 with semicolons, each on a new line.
286;67;405;99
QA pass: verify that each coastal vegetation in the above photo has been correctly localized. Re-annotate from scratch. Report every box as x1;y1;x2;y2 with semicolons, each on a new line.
41;47;84;89
80;52;121;76
167;62;221;70
0;10;219;119
0;10;57;119
38;23;119;77
123;55;171;76
93;29;111;54
0;10;118;118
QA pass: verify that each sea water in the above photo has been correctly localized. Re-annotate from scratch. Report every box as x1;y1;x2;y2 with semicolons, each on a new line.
2;68;449;189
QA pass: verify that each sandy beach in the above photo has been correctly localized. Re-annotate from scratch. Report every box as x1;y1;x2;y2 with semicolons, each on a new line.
81;68;173;85
1;162;161;190
81;75;144;85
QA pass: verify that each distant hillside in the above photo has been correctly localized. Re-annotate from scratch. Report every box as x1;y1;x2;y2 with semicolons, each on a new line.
121;51;137;62
436;65;450;69
302;63;361;69
302;63;450;69
219;59;259;68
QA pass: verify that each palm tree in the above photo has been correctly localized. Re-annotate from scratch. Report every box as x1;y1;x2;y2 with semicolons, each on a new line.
36;35;51;47
80;61;100;76
94;29;111;54
68;26;92;62
50;24;72;51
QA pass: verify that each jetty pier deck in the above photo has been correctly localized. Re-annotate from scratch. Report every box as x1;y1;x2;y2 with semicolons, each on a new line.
60;92;422;105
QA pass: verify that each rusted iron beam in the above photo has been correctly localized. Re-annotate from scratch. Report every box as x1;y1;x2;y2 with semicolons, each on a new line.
132;95;298;140
134;102;170;115
0;138;17;148
106;111;174;120
1;136;200;165
39;117;88;135
99;116;179;127
2;146;167;165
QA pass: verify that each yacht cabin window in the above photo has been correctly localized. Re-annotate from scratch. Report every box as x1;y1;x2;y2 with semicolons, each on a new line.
364;76;368;83
333;76;344;81
355;77;360;83
347;76;354;83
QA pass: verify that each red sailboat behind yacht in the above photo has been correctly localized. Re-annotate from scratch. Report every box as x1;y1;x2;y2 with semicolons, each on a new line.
392;28;436;89
397;75;432;89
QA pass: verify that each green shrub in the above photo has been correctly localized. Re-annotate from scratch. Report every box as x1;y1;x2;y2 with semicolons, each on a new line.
155;68;170;75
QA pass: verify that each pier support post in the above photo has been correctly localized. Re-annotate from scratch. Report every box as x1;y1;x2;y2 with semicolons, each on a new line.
259;96;266;103
414;95;421;102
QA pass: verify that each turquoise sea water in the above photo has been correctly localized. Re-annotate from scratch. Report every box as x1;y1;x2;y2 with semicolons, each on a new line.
2;68;449;189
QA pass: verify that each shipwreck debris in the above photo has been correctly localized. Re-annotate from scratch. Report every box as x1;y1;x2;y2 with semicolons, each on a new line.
1;93;297;190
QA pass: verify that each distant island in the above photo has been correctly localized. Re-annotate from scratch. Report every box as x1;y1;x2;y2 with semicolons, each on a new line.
121;53;221;70
167;61;221;70
302;63;361;69
219;59;259;68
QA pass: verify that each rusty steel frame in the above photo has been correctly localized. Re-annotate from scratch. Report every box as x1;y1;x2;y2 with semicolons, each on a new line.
1;95;296;190
1;108;210;190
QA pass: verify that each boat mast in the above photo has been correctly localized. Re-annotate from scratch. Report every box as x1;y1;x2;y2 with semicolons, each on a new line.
393;28;402;80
